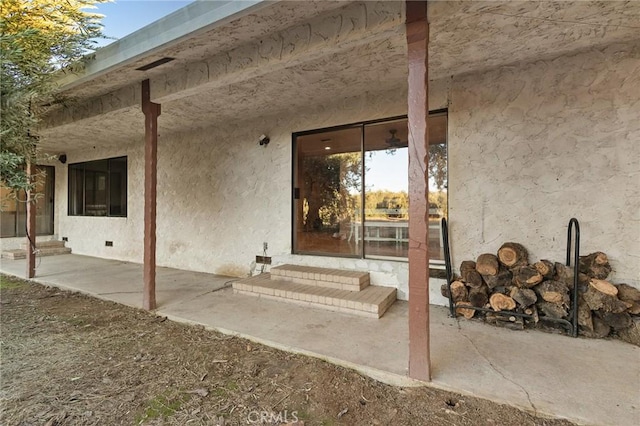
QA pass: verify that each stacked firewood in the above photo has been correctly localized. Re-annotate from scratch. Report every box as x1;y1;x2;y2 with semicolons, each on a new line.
441;243;640;341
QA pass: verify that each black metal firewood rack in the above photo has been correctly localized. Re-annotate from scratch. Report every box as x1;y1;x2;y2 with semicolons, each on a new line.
442;217;580;337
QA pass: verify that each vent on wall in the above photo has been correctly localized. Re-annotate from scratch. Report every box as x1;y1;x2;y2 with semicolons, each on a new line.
135;57;175;71
105;241;113;247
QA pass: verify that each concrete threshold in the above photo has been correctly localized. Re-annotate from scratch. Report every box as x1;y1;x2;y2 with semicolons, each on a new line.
1;254;638;426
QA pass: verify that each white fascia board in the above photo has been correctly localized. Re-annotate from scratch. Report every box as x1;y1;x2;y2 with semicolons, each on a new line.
57;0;270;90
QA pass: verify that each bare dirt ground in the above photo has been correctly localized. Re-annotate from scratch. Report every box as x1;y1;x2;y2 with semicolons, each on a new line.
0;275;576;426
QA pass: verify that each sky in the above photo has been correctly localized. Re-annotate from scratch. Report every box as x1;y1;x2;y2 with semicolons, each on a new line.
94;0;195;46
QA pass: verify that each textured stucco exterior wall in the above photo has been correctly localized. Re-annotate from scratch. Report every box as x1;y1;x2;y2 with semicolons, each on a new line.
152;82;449;301
448;42;640;286
54;143;144;264
51;82;448;301
52;41;639;300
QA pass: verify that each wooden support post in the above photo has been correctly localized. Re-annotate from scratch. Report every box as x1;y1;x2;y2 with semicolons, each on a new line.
406;0;431;382
142;79;161;310
25;161;37;279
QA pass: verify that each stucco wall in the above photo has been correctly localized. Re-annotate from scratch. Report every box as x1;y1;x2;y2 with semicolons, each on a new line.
54;143;144;263
53;82;449;301
448;42;640;286
53;41;639;300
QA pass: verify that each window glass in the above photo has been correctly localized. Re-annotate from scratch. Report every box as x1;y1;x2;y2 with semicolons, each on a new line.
1;166;55;237
292;113;447;262
68;157;127;217
294;127;362;256
363;118;409;258
109;157;127;216
85;160;108;216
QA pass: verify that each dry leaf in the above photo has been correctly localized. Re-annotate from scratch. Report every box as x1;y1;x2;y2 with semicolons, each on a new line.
187;388;209;397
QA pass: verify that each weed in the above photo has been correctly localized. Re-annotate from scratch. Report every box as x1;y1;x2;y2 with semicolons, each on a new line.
0;275;24;290
135;392;185;424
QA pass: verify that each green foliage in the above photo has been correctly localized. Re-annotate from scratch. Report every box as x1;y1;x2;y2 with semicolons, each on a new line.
135;392;185;424
0;0;106;194
0;274;25;289
428;143;447;190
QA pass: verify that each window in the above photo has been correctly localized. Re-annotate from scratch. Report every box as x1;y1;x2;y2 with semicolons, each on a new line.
1;166;55;238
293;112;447;263
68;157;127;217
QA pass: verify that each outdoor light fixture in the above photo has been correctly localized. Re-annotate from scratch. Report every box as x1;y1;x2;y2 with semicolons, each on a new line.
258;134;270;146
58;154;67;164
324;146;331;150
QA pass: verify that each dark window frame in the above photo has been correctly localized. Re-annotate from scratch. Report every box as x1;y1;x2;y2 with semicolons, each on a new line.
67;156;128;217
291;110;448;264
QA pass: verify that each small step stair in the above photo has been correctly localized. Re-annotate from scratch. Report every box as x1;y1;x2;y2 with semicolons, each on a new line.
233;264;396;318
270;264;370;291
2;240;71;260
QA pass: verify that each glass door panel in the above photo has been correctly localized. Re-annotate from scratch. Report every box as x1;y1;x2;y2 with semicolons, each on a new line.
1;166;54;237
294;126;362;256
363;119;409;258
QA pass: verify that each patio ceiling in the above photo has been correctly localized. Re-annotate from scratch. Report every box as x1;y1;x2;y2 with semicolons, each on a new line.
38;1;640;152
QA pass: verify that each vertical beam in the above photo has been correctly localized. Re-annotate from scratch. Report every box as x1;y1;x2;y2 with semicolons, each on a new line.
25;162;37;279
406;0;431;381
142;79;161;310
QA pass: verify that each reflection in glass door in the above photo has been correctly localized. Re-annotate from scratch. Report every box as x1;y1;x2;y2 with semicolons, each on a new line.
292;112;447;262
363;119;410;258
294;126;362;256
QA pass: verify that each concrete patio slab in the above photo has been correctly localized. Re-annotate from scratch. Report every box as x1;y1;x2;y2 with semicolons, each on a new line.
2;254;638;426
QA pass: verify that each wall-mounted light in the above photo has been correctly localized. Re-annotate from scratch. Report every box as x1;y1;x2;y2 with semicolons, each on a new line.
324;146;331;150
58;154;67;164
259;134;270;147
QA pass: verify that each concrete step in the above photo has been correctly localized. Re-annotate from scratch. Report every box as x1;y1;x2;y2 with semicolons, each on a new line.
1;247;72;260
233;274;396;318
270;264;369;292
20;240;67;250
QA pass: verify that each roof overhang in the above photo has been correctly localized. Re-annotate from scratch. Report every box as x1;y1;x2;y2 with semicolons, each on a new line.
39;1;640;152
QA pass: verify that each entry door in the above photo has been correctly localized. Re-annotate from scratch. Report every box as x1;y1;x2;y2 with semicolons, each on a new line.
2;166;55;237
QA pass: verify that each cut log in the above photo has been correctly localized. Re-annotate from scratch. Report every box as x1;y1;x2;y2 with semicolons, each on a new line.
486;312;524;330
476;253;499;276
627;302;640;316
598;311;632;331
460;260;476;273
534;259;555;279
513;265;543;288
482;268;513;290
616;284;640;314
510;287;537;307
440;283;449;298
455;302;475;319
537;301;568;319
589;279;618;296
461;269;483;289
469;285;489;308
583;280;627;313
617;317;640;347
450;281;468;303
616;284;640;303
554;263;589;291
534;280;570;305
497;242;529;269
579;252;612;279
489;293;516;311
577;296;594;332
580;316;611;339
522;305;539;323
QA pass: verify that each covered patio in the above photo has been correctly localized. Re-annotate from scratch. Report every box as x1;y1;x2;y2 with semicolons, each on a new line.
5;2;638;424
2;254;638;426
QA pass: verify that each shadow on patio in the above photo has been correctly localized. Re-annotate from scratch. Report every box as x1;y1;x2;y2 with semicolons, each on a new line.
1;254;637;426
